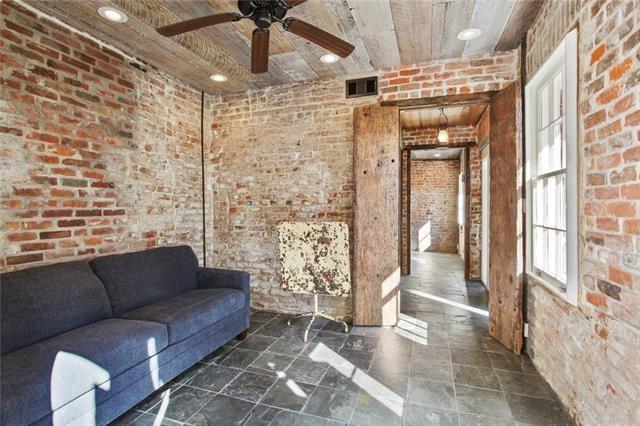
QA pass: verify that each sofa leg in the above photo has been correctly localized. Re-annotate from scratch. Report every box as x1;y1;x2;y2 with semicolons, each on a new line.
235;330;249;340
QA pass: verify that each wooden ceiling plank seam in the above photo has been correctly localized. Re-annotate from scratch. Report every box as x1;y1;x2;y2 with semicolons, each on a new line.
111;0;253;82
390;0;433;65
438;0;475;60
495;0;543;51
462;0;518;57
345;0;401;69
25;0;246;93
321;0;374;74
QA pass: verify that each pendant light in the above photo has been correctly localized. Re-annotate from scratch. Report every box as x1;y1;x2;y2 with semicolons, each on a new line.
437;108;449;143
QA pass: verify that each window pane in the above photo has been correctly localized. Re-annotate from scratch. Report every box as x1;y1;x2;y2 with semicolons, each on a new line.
534;179;544;226
551;121;563;172
539;84;550;129
557;231;567;284
557;174;566;231
547;229;557;277
534;226;544;270
537;127;550;175
545;176;557;228
553;70;563;121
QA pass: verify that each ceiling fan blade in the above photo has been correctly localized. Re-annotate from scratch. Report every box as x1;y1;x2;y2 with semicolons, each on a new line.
251;29;270;74
283;18;354;58
282;0;308;7
156;13;241;37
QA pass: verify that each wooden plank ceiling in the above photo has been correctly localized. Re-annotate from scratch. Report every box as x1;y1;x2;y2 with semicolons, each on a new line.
400;104;488;129
25;0;541;94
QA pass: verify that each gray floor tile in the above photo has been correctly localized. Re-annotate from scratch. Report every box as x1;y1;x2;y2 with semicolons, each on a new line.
238;335;278;352
311;330;348;348
411;345;452;365
336;347;374;371
458;413;516;426
369;354;411;376
188;394;256;425
453;364;501;390
450;349;492;368
407;377;456;409
455;384;513;420
201;344;236;365
342;335;379;352
222;371;277;402
410;359;454;383
319;366;363;393
269;337;309;357
260;379;316;411
404;403;459;426
285;357;330;385
187;364;243;392
496;370;556;399
249;351;296;376
220;348;262;369
242;405;298;426
148;385;214;422
489;352;537;374
349;394;404;426
362;370;409;401
302;386;358;421
506;394;574;425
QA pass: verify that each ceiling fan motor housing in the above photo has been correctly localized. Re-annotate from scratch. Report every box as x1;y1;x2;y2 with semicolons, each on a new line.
238;0;289;29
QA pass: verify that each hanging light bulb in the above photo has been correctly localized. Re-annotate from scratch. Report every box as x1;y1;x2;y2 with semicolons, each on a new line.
437;107;449;143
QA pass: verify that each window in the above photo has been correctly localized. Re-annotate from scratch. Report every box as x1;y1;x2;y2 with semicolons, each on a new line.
525;29;578;305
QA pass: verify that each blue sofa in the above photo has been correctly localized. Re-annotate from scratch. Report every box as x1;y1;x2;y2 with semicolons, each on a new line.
0;246;250;425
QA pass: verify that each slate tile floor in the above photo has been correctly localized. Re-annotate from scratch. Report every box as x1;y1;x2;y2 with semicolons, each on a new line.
113;252;574;425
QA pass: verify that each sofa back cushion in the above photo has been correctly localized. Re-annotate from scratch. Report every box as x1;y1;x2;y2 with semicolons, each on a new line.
90;246;199;317
1;261;113;354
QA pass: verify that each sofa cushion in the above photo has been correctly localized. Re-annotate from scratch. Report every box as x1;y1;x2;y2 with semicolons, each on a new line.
121;288;245;344
0;318;168;426
90;245;199;317
0;261;112;355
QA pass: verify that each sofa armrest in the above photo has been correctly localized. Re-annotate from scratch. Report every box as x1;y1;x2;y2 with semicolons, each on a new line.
196;267;250;305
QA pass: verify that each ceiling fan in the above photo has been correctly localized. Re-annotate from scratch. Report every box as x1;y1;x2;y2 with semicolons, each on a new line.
156;0;355;74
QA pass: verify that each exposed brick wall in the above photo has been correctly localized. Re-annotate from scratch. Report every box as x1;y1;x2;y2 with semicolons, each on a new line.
0;1;204;271
410;159;460;254
379;50;519;102
525;0;640;424
468;145;482;279
206;79;375;318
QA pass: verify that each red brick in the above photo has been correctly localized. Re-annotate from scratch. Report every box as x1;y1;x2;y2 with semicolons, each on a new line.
609;57;632;80
6;253;43;265
40;230;71;239
590;43;606;65
7;231;37;241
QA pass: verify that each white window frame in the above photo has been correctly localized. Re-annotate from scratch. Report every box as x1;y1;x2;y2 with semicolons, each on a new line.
525;29;578;306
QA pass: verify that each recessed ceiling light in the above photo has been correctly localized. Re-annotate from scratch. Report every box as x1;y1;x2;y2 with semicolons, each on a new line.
320;53;339;64
434;153;442;157
457;28;482;41
210;74;228;82
98;7;128;23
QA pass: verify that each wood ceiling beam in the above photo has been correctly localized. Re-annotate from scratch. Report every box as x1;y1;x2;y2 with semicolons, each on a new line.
381;92;497;109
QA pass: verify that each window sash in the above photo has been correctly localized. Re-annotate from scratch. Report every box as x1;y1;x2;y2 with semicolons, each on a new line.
525;28;578;306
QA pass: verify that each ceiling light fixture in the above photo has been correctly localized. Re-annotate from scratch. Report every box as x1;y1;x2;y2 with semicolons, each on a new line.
98;7;128;23
210;74;228;82
320;53;339;64
437;108;449;143
457;28;482;41
434;153;442;157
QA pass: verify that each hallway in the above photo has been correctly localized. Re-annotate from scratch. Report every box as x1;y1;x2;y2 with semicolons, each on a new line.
399;251;574;424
